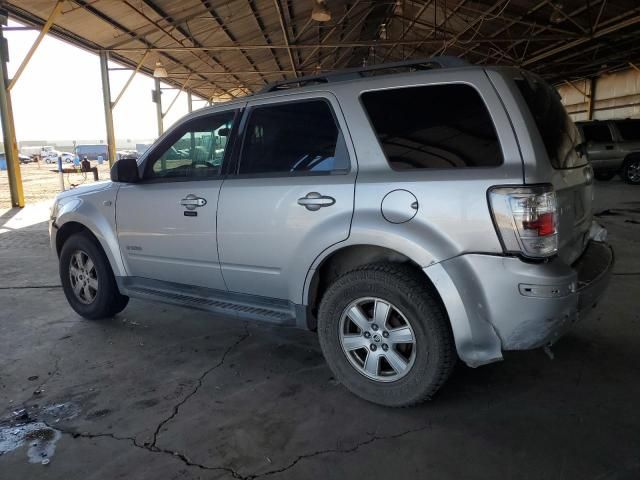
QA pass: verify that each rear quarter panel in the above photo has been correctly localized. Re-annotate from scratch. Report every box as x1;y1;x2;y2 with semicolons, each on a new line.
301;69;524;303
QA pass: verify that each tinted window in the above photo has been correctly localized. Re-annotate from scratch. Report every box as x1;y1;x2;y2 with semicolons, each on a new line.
515;76;585;169
615;120;640;141
361;84;502;170
581;123;613;143
239;100;349;175
149;111;234;179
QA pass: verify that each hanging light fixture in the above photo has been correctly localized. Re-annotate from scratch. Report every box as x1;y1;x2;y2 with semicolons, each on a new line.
549;2;564;24
379;23;388;40
394;0;403;16
311;0;331;22
153;60;168;78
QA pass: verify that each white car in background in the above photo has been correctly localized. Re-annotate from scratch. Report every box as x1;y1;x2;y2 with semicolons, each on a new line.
45;151;74;164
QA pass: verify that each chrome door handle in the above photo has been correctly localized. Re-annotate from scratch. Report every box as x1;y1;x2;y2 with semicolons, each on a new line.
180;194;207;210
297;192;335;211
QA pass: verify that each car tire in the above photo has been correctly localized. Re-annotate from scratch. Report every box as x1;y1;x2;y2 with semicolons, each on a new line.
59;232;129;319
317;263;455;407
594;170;616;181
622;155;640;185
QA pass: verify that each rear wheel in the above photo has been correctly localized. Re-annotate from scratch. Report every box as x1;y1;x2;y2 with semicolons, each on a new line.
594;170;616;181
317;263;455;407
60;232;129;319
622;156;640;185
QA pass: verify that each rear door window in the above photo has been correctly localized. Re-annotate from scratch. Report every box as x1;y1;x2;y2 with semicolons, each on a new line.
615;120;640;141
360;84;502;170
515;76;585;169
581;123;613;143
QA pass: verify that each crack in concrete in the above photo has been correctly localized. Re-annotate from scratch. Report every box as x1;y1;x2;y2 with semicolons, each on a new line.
35;326;252;479
17;320;430;479
246;423;432;479
33;353;61;395
47;418;431;480
150;323;251;448
46;422;244;479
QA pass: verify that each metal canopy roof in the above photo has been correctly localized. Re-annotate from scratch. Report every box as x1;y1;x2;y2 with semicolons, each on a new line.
5;0;640;100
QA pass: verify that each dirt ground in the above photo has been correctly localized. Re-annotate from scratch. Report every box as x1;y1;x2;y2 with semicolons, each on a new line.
0;161;112;210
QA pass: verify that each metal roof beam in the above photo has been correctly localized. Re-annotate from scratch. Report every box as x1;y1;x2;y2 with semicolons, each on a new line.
381;0;435;63
299;0;364;70
200;1;270;85
71;0;223;98
134;0;247;94
7;0;65;91
273;0;297;77
522;10;640;66
246;0;287;80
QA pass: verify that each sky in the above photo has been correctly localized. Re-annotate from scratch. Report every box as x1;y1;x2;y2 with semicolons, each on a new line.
4;19;206;144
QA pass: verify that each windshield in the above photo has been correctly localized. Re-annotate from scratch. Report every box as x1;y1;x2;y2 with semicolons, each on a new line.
515;74;585;169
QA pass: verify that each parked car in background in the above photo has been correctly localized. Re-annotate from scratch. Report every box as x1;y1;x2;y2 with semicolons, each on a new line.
21;146;54;158
50;60;613;407
1;152;47;164
44;151;74;164
575;119;640;184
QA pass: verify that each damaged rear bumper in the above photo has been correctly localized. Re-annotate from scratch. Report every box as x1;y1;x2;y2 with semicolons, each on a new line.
434;240;613;366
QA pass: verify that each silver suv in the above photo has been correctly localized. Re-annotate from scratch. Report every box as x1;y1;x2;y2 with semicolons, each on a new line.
50;59;613;407
575;119;640;184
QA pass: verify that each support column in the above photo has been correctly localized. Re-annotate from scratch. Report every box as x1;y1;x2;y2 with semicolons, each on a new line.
0;26;24;207
99;51;116;166
587;77;596;120
187;89;193;113
154;77;163;137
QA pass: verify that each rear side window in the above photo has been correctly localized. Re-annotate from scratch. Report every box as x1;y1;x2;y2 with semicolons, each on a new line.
238;99;349;175
581;123;613;143
615;120;640;141
360;84;502;170
515;76;585;169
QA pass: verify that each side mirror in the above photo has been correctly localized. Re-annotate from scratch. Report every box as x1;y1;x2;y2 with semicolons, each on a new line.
110;157;140;183
217;127;230;137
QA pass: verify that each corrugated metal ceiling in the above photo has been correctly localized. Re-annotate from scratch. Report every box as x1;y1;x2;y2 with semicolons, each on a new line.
5;1;640;100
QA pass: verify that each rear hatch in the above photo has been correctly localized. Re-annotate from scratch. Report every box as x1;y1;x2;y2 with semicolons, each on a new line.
514;72;593;265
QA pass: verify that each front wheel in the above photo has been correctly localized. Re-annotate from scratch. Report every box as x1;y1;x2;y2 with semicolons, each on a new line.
60;232;129;319
317;263;455;407
622;156;640;185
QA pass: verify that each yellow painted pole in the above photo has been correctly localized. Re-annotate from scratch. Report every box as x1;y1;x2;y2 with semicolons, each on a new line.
0;22;24;207
7;0;65;92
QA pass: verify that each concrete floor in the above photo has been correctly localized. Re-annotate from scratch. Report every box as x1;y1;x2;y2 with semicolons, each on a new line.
0;180;639;479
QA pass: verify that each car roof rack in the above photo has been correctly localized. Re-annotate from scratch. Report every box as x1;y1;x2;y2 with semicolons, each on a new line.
259;56;469;94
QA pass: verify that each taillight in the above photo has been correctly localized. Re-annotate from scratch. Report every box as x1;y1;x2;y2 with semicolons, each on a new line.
488;185;558;259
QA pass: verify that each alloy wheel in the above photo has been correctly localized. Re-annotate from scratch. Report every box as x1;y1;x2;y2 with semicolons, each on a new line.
339;297;417;382
627;159;640;183
68;250;98;304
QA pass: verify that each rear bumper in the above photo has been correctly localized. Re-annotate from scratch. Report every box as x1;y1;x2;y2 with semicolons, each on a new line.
435;240;613;365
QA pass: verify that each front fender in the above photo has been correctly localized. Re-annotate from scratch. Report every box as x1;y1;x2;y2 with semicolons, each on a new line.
53;183;125;277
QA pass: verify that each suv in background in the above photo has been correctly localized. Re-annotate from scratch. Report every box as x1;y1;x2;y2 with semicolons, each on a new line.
50;59;613;407
575;119;640;184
